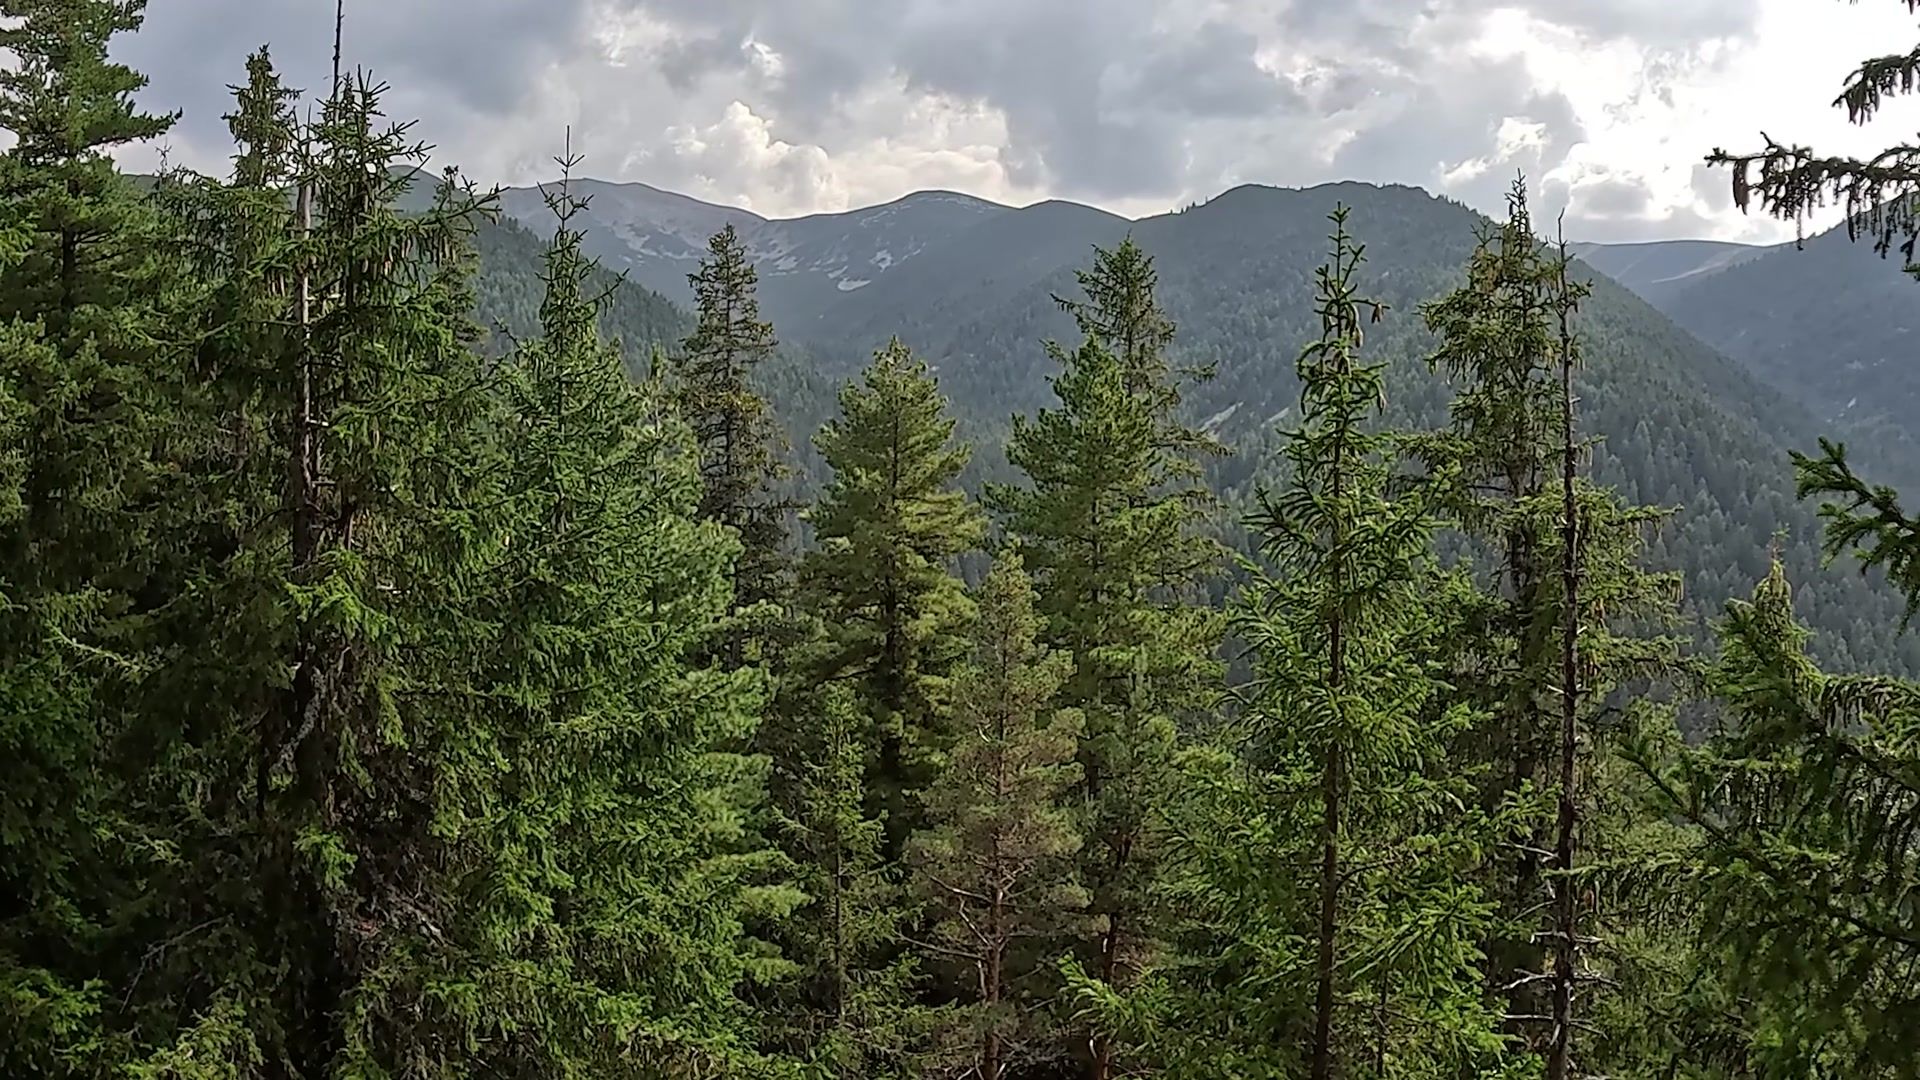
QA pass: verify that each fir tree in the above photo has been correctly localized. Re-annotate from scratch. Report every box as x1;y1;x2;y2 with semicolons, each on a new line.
991;243;1222;1080
802;337;982;858
675;223;792;664
912;553;1085;1080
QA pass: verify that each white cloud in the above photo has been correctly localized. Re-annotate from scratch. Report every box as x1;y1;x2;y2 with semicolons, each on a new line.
104;0;1920;242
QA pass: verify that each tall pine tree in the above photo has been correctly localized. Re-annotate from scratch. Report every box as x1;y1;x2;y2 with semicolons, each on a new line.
802;337;982;859
991;240;1221;1080
913;552;1085;1080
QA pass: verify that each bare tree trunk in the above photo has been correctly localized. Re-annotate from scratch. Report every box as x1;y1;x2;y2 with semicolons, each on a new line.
1547;220;1581;1080
1311;306;1352;1080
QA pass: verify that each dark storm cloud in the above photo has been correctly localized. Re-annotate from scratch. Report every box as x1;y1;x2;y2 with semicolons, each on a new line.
1577;175;1656;217
113;0;1767;236
118;0;595;167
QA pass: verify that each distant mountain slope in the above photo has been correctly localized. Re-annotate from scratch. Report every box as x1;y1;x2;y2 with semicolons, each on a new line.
497;182;1011;330
1580;222;1920;479
789;180;1920;672
479;174;1920;673
1568;238;1775;305
468;207;840;489
802;199;1132;377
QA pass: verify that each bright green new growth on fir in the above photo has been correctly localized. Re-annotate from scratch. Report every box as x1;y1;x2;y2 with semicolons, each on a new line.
913;552;1086;1080
802;337;983;858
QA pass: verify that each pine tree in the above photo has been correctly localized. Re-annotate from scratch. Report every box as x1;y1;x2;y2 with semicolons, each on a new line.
0;0;178;1070
912;553;1085;1080
991;243;1221;1079
802;337;982;858
675;223;792;664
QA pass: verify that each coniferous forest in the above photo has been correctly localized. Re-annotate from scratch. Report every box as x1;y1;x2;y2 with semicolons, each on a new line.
9;2;1920;1078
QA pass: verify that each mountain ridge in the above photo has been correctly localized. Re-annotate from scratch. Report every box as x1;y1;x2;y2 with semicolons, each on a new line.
471;172;1920;674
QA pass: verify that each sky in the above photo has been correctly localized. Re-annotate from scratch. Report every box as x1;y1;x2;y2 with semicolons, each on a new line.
112;0;1920;244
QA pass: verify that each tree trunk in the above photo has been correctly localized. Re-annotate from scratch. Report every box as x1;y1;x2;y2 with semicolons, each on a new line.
1547;229;1581;1080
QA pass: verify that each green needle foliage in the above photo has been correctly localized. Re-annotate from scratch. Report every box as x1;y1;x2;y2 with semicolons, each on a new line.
778;683;932;1079
10;5;1920;1075
0;0;179;1071
913;553;1085;1080
675;223;793;665
1644;561;1920;1077
457;153;784;1074
1197;208;1505;1079
802;337;983;859
991;238;1222;1078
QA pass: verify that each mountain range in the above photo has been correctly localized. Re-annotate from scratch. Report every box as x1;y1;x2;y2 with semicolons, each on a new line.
473;175;1920;675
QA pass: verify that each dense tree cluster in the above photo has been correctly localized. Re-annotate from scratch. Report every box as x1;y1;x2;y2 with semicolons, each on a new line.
6;3;1920;1078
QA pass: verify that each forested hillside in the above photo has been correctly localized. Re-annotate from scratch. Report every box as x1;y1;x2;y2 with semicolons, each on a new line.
9;2;1920;1079
495;180;1920;674
1578;221;1920;484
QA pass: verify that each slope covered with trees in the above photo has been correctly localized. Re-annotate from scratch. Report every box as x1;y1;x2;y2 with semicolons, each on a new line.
9;2;1920;1078
1577;222;1920;487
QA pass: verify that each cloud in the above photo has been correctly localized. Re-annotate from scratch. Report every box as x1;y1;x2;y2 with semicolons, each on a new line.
102;0;1920;241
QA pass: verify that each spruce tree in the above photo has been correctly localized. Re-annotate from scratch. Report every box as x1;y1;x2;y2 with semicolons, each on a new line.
1707;0;1920;615
1052;237;1220;468
1698;13;1920;1066
1230;208;1505;1078
1413;178;1565;1028
802;337;982;858
1416;182;1691;1072
234;72;508;1077
779;683;930;1078
675;223;792;664
449;150;782;1075
912;552;1085;1080
1645;561;1920;1076
991;243;1221;1080
0;0;177;1069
